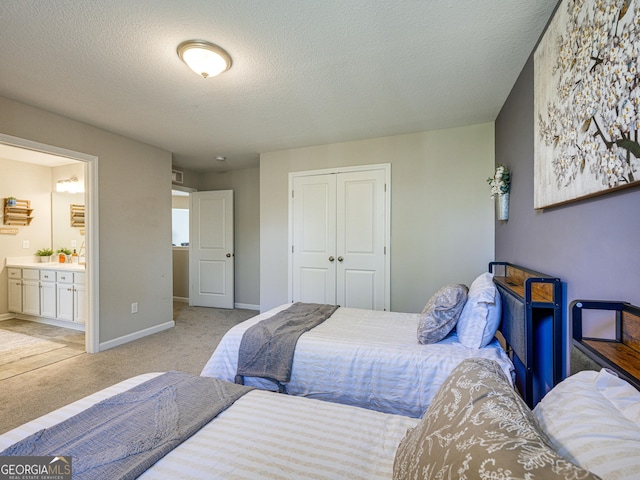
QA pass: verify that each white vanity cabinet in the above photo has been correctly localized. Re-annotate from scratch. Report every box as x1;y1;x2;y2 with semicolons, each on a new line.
7;268;23;313
39;270;57;318
73;272;87;324
7;268;40;316
21;269;41;316
6;265;86;328
56;271;74;322
55;271;86;324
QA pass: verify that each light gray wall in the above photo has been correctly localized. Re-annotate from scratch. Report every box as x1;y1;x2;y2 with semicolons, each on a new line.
172;248;189;299
260;124;496;313
0;95;173;343
176;167;206;192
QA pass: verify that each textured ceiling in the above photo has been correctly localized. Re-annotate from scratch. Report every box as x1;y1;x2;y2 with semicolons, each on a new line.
0;1;558;172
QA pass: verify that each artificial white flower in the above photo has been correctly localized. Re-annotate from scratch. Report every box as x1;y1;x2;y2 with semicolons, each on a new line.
487;165;511;199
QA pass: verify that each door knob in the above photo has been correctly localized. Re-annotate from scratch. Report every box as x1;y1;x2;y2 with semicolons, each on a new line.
226;253;231;258
329;256;335;262
337;256;343;262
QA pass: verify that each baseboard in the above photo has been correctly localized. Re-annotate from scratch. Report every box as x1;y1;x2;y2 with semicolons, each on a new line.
234;302;259;311
2;313;84;331
12;314;85;331
173;297;259;311
99;320;175;352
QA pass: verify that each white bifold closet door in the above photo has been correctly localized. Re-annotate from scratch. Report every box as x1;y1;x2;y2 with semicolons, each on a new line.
291;168;388;310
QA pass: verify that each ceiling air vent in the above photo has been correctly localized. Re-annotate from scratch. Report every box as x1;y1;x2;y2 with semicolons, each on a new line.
172;169;184;185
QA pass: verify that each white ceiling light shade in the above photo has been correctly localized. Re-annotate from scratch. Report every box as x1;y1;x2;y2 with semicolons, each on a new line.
177;40;232;78
56;176;84;193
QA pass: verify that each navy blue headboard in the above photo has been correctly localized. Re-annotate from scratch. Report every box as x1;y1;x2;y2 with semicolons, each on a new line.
571;300;640;391
489;262;563;408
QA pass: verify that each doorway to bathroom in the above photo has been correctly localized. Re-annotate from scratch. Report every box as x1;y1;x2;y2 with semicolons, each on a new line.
0;133;99;368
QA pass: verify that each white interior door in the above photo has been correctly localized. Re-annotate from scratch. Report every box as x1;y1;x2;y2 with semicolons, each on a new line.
290;166;389;310
336;169;386;310
190;190;234;308
292;174;337;304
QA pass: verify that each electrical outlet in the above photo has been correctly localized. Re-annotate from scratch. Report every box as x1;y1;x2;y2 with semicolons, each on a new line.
22;240;29;249
131;302;138;314
71;240;76;247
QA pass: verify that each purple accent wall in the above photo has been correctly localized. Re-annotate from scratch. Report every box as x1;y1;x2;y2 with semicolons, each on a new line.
495;55;640;314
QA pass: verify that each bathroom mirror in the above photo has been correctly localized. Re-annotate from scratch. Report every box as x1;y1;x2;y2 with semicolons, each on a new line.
52;192;85;253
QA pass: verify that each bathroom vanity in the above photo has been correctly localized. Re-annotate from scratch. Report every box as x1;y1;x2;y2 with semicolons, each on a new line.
6;257;86;330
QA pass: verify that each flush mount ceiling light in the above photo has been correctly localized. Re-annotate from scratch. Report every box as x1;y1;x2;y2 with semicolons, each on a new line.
215;156;227;162
177;40;232;78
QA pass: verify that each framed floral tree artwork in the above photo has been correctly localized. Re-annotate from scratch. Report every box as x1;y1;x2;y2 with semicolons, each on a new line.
534;0;640;208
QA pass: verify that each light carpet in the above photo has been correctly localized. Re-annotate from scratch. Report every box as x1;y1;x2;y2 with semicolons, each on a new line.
0;302;257;434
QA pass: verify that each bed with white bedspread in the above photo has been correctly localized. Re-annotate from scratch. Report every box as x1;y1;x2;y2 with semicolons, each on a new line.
4;352;638;479
0;372;418;480
2;294;639;479
201;298;514;418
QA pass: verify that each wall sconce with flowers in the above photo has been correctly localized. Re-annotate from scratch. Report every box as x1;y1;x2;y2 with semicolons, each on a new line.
488;165;511;221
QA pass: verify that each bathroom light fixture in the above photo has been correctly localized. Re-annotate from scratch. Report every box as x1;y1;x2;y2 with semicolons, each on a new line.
177;40;232;78
56;176;84;194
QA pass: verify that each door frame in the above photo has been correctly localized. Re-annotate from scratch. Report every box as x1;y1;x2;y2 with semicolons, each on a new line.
171;186;196;303
288;163;391;310
0;133;100;353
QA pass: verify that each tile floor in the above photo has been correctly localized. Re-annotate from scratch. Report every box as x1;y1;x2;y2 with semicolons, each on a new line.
0;319;85;380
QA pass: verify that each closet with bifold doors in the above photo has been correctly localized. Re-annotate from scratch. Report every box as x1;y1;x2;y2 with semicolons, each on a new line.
289;164;390;311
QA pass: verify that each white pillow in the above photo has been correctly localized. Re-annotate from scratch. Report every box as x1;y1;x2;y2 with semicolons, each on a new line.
533;369;640;480
455;272;501;348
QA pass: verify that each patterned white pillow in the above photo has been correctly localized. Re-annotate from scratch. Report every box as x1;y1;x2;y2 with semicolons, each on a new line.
417;284;468;344
456;272;501;348
393;358;601;480
533;368;640;480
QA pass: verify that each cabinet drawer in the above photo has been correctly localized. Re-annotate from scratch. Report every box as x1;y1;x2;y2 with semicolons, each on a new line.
8;268;21;279
22;269;40;280
40;270;56;282
56;272;74;284
74;272;86;285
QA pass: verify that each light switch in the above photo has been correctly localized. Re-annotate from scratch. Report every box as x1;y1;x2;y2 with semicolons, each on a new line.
71;240;77;247
22;240;29;249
